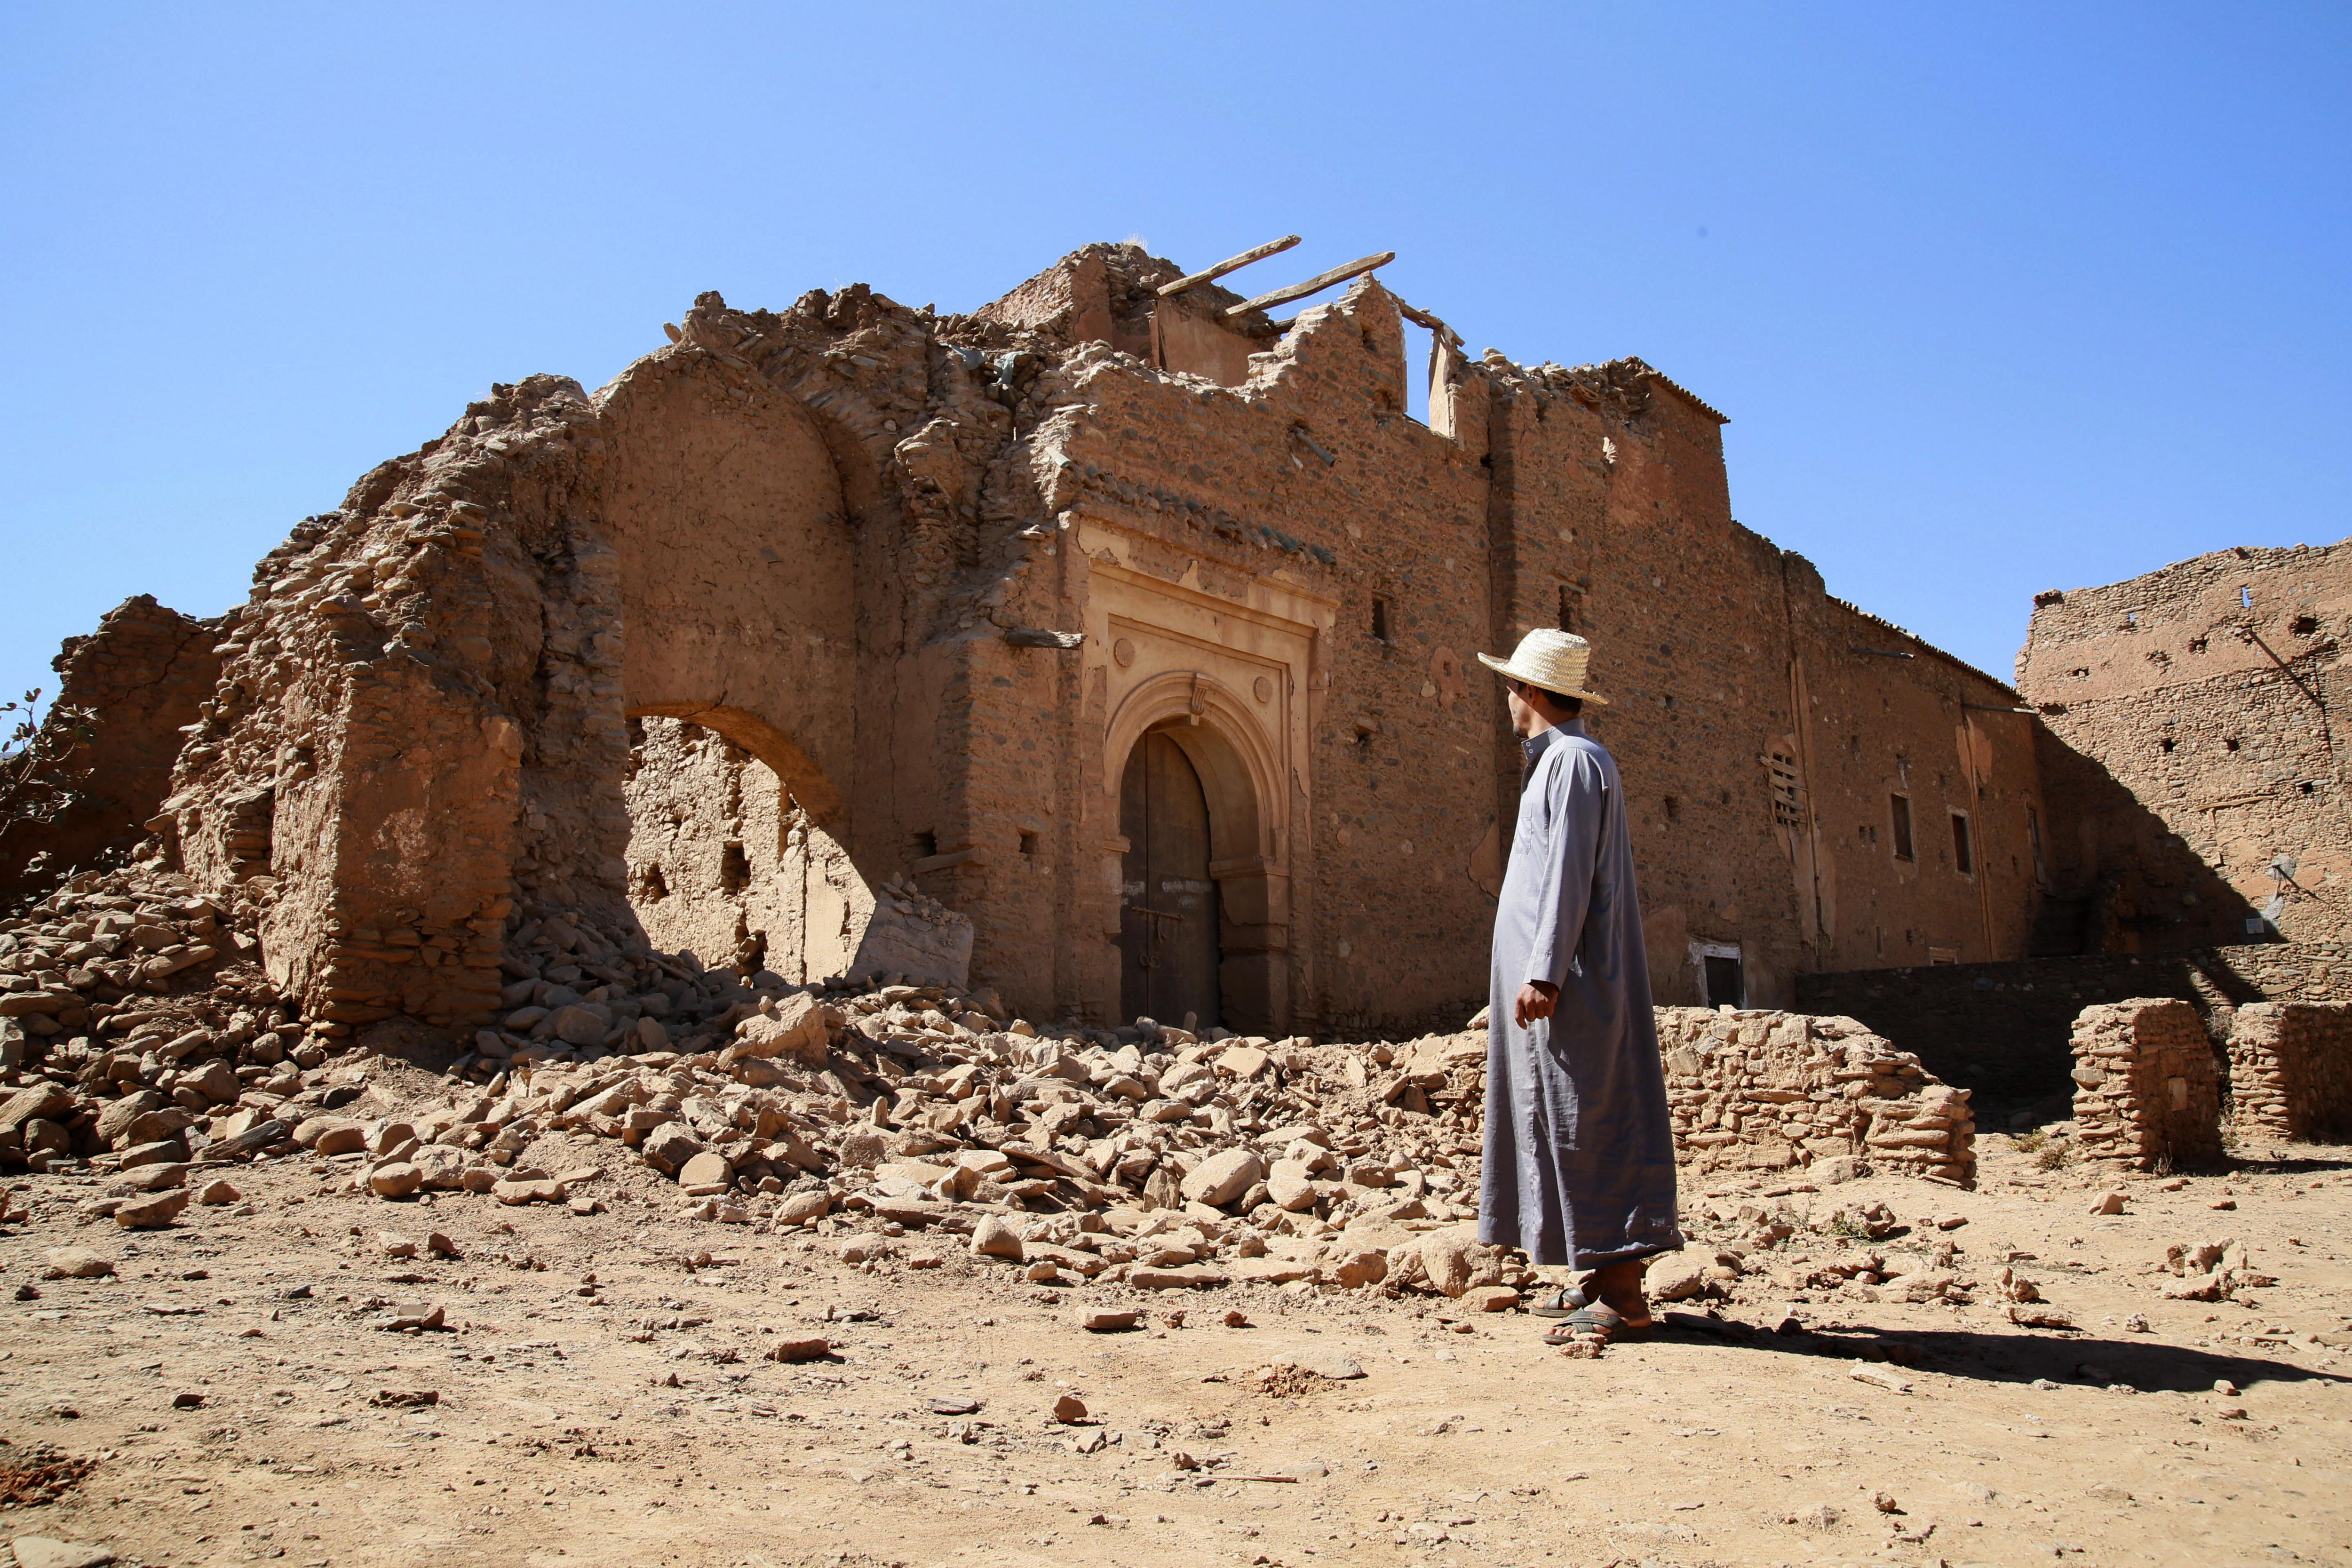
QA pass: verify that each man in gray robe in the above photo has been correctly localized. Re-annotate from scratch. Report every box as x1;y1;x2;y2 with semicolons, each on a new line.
1474;629;1683;1336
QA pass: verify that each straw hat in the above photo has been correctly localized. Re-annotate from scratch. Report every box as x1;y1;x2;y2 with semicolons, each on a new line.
1475;628;1611;706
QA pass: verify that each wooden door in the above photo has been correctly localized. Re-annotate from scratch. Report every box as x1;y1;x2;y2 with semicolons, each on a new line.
1119;729;1222;1029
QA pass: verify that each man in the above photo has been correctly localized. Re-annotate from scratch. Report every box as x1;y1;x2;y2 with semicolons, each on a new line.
1474;628;1683;1346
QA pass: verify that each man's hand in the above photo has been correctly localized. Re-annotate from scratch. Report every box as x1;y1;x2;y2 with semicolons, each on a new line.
1513;979;1558;1028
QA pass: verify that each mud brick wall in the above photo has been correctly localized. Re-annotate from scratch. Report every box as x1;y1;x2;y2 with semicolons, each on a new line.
0;596;219;906
1797;942;2352;1105
2018;540;2352;949
2069;998;2223;1168
2226;1001;2352;1143
1655;1007;1975;1184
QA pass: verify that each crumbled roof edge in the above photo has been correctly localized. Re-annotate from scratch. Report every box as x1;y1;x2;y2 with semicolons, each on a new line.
1624;359;1729;425
1827;594;2024;701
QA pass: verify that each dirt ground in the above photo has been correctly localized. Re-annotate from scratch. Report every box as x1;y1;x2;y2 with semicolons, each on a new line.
2;1097;2347;1568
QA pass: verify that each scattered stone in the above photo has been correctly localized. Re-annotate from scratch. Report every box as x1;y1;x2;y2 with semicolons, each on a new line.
492;1178;566;1206
1221;1310;1251;1328
1847;1362;1912;1393
1179;1147;1264;1208
379;1232;419;1259
426;1232;459;1257
2214;1379;2240;1396
41;1250;115;1281
369;1163;424;1199
169;1392;204;1409
2088;1191;2127;1216
370;1301;445;1331
677;1150;732;1191
193;1179;240;1206
368;1389;439;1408
1269;1347;1365;1380
927;1396;981;1416
9;1538;118;1568
1462;1285;1521;1313
765;1339;831;1363
1083;1311;1141;1333
1052;1394;1088;1423
969;1216;1025;1262
772;1192;830;1227
111;1190;190;1230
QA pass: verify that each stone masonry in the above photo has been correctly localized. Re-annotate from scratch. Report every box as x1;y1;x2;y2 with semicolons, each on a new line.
2068;998;2223;1169
21;241;2080;1046
2225;1001;2352;1144
2018;539;2352;951
0;596;220;905
1655;1006;1974;1184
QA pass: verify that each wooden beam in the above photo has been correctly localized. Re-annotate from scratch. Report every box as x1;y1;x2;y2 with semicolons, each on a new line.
1156;234;1302;298
1394;297;1462;346
1222;251;1397;318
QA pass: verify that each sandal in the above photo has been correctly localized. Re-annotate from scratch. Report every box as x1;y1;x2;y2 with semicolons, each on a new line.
1530;1285;1591;1319
1541;1305;1626;1346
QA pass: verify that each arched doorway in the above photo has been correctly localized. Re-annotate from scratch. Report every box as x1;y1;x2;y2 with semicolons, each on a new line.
1119;728;1222;1028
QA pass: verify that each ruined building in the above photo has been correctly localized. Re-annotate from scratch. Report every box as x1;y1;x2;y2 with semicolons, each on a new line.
2018;541;2352;952
14;240;2076;1041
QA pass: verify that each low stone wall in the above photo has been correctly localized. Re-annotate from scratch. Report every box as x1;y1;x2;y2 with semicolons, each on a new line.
2226;1002;2352;1144
2069;999;2223;1169
1795;942;2352;1106
1655;1007;1975;1185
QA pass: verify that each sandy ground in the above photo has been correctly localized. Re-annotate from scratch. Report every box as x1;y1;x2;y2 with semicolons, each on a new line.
1;1101;2347;1568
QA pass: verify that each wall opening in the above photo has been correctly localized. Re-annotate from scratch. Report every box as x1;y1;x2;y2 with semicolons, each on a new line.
1949;811;1973;876
1890;794;1915;861
1692;940;1744;1007
1369;594;1392;644
1118;726;1222;1029
621;714;870;985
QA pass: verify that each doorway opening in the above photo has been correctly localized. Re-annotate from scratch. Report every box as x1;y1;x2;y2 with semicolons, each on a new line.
1119;726;1223;1030
1692;939;1744;1008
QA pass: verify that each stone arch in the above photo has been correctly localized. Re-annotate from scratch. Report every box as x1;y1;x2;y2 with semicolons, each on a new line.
1104;671;1290;1031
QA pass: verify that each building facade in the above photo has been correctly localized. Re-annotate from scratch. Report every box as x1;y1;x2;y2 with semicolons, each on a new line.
52;242;2064;1038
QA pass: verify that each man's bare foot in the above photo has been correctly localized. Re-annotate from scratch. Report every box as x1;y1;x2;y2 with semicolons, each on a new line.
1587;1258;1653;1329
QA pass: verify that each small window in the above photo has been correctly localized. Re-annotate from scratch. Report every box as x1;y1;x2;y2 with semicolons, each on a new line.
2225;738;2241;753
720;842;750;893
2293;615;2319;637
1369;595;1391;642
2160;736;2174;753
1767;749;1802;828
1019;830;1040;856
1557;584;1579;632
1950;812;1973;876
2189;636;2208;653
1663;796;1682;822
1928;945;1961;965
2300;782;2317;796
2241;586;2253;609
1890;795;1915;861
911;829;938;861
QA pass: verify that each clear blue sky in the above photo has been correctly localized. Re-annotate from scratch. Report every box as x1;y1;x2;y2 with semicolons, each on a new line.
3;2;2345;705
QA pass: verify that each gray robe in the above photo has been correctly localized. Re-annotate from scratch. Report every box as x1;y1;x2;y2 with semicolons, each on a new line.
1479;719;1683;1268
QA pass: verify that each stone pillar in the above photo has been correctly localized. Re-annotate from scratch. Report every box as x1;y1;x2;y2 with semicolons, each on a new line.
2069;998;2222;1168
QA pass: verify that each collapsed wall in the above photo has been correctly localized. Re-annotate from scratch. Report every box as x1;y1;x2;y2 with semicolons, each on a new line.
2068;998;2223;1168
2225;1001;2352;1143
1657;1006;1975;1183
0;596;219;905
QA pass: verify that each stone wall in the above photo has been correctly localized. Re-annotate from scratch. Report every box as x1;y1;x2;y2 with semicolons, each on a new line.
1796;941;2352;1105
2068;998;2223;1169
1655;1006;1974;1184
2018;539;2352;949
2226;1001;2352;1143
0;596;219;906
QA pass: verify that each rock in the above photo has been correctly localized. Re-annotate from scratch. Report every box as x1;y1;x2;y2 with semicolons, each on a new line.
369;1162;424;1199
492;1178;566;1205
1848;1362;1913;1393
731;995;835;1064
112;1190;190;1229
380;1232;419;1259
41;1248;115;1280
427;1232;458;1257
370;1301;445;1331
95;1090;165;1146
1216;1045;1270;1079
1934;1214;1969;1230
1180;1147;1264;1207
1326;1248;1388;1289
1052;1394;1088;1423
298;1119;366;1156
2088;1191;2127;1216
10;1539;118;1568
1644;1256;1709;1303
677;1150;732;1191
1868;1490;1901;1513
765;1338;831;1363
1414;1233;1477;1297
1024;1260;1061;1283
0;1083;76;1134
640;1126;705;1177
546;1006;608;1047
410;1144;467;1189
773;1191;830;1227
367;1388;439;1408
110;1162;187;1194
1463;1285;1521;1313
1126;1264;1226;1290
969;1216;1025;1261
1269;1347;1365;1380
1083;1310;1141;1332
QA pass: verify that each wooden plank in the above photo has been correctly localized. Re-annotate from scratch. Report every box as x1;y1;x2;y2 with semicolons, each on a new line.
1222;251;1397;318
1156;234;1302;298
1394;296;1463;346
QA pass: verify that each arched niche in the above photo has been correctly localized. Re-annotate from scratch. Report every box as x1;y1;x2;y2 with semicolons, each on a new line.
1103;670;1289;1032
